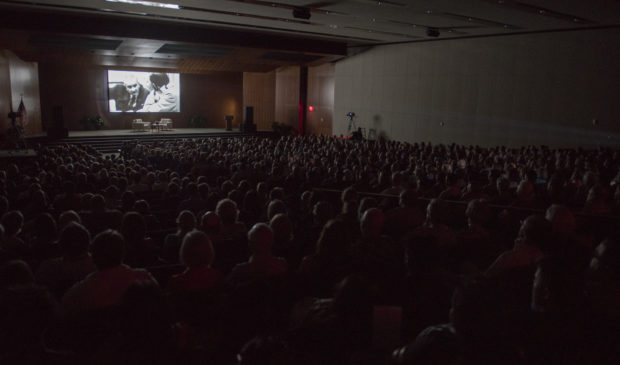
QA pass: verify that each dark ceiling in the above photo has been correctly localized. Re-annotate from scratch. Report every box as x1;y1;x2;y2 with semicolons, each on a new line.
0;0;618;73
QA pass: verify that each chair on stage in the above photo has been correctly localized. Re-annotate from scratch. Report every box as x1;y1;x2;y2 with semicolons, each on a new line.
159;118;173;130
132;119;150;132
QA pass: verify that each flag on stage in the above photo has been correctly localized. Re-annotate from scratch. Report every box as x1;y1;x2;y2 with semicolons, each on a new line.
17;97;28;126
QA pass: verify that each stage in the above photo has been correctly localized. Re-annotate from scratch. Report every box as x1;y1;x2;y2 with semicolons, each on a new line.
26;127;274;153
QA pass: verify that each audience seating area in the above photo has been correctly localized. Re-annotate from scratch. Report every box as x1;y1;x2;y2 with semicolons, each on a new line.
1;135;620;364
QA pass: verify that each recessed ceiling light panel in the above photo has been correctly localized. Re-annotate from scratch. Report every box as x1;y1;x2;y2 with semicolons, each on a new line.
104;0;180;10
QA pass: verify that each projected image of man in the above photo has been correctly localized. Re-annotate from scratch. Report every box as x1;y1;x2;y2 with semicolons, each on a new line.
139;73;179;112
124;75;149;112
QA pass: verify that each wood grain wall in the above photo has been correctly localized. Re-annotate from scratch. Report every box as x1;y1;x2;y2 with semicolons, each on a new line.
38;63;243;131
306;63;334;136
243;71;275;131
274;66;300;131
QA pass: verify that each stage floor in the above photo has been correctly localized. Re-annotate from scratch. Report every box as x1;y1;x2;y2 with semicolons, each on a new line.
27;127;266;138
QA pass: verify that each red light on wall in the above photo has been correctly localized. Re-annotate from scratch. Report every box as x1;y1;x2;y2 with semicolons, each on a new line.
308;105;314;112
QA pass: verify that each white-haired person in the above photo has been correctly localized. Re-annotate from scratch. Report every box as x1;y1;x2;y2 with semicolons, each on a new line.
167;230;223;293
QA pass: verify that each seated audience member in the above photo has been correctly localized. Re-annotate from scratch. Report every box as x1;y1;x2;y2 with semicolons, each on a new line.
490;176;514;205
216;198;247;241
91;281;179;365
227;223;288;286
408;278;521;365
178;182;207;215
80;194;123;236
353;207;405;302
583;184;612;215
414;199;457;250
167;229;223;292
384;189;425;240
456;199;498;271
511;180;544;209
288;275;374;364
200;210;221;242
60;229;156;315
270;213;300;269
121;211;158;268
126;171;150;193
526;256;589;364
26;212;59;263
267;199;287;222
53;181;81;212
299;219;353;297
0;273;57;365
1;210;28;259
587;237;620;320
486;214;550;277
58;210;82;231
36;222;96;298
0;259;35;288
162;210;196;263
133;199;160;231
438;173;462;201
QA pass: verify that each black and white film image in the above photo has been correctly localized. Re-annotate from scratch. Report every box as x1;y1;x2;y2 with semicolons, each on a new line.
108;70;180;113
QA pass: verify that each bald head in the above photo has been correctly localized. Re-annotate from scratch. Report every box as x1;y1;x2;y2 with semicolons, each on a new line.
248;223;274;255
360;207;384;238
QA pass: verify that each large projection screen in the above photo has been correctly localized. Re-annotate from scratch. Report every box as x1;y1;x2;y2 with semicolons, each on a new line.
108;70;180;113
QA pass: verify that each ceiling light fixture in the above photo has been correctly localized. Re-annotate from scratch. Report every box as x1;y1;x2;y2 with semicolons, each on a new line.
104;0;180;10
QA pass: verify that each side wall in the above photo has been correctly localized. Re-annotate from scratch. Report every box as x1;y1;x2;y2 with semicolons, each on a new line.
306;63;334;136
0;50;42;136
334;29;620;148
38;63;243;131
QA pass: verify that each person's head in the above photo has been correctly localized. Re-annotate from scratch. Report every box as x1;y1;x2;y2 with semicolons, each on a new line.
425;199;446;226
267;199;287;221
316;219;350;258
176;210;197;231
312;200;336;225
124;75;141;96
216;198;239;225
588;237;620;283
58;210;81;231
0;260;34;288
515;214;551;249
1;210;23;237
90;229;125;270
149;73;169;90
237;336;290;365
120;211;147;243
200;211;220;235
33;213;57;241
270;213;293;243
247;223;274;255
545;204;576;237
180;229;215;268
357;197;377;221
360;207;384;238
59;222;91;258
516;180;534;201
341;186;358;204
465;198;490;226
399;189;418;208
532;256;584;313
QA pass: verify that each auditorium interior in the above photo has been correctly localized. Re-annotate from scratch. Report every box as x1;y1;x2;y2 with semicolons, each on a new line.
1;1;620;364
